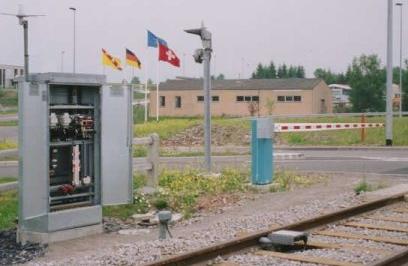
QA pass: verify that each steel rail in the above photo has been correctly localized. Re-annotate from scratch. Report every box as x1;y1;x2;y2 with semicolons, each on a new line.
369;247;408;266
143;192;407;266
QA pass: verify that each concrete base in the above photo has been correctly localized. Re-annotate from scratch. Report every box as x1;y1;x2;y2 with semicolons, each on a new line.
249;183;274;192
17;223;103;245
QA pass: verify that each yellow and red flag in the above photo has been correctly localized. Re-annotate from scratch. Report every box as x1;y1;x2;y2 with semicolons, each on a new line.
102;49;123;71
126;48;142;69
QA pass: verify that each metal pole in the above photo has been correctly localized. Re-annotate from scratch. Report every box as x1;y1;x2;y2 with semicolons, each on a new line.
23;20;29;82
70;7;76;74
386;0;394;146
144;47;148;123
203;49;211;172
398;3;403;118
61;51;64;72
156;62;159;122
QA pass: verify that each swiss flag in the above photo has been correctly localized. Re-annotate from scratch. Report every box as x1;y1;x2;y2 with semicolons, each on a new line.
159;43;180;67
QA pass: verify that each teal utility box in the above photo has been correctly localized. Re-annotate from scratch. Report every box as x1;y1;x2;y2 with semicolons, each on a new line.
251;118;274;185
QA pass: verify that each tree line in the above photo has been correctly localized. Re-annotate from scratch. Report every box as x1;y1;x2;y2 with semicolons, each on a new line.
251;55;408;112
251;62;305;79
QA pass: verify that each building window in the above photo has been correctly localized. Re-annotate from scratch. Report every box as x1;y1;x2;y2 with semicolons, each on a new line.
277;96;285;102
197;96;204;102
14;69;18;77
212;96;219;102
285;96;293;102
237;96;244;102
160;96;166;107
175;96;182;108
244;96;251;102
252;96;259;102
294;96;302;102
20;69;24;76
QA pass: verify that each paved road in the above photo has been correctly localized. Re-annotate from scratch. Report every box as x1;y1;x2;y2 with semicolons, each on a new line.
1;149;407;177
0;126;18;141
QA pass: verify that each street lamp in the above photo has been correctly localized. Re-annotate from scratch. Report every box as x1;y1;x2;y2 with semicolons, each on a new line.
61;51;65;72
396;2;403;118
386;0;394;146
69;7;76;74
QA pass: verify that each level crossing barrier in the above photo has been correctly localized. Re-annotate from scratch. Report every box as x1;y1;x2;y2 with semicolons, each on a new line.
251;118;385;185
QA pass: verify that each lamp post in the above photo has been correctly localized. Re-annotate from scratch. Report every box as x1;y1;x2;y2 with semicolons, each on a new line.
397;2;403;118
61;51;65;72
69;7;76;74
386;0;394;146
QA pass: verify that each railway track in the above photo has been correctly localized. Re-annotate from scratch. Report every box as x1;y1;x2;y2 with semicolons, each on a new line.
144;192;408;266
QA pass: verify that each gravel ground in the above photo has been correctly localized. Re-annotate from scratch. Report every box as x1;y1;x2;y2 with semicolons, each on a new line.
325;225;408;239
0;230;46;265
292;248;383;264
309;235;404;252
222;253;319;266
28;192;368;266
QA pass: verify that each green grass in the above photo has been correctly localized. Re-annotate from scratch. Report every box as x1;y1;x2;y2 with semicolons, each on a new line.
135;118;201;139
0;139;18;150
0;120;18;127
0;177;17;184
0;90;18;107
0;190;18;230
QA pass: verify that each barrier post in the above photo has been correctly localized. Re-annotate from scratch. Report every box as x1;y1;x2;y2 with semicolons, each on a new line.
361;114;366;142
251;118;274;185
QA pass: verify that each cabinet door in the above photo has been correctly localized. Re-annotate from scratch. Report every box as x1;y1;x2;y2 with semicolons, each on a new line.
101;85;133;205
18;82;49;228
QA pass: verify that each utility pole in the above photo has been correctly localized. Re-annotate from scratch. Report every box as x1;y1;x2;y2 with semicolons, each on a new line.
185;23;213;172
397;2;403;118
69;7;77;73
386;0;394;146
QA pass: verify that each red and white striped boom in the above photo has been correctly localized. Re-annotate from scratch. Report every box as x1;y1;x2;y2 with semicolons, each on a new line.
274;123;384;133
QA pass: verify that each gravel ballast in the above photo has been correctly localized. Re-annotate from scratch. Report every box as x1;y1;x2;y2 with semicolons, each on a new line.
28;192;373;266
0;229;46;265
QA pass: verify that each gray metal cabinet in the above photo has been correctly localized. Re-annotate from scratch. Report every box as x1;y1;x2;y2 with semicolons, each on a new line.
17;73;133;243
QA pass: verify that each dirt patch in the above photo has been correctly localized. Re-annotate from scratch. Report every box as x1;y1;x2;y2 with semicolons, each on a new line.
162;124;251;147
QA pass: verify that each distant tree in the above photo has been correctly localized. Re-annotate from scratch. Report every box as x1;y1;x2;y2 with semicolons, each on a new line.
296;66;305;78
346;54;386;112
131;76;140;84
247;101;259;116
268;62;277;79
216;73;225;80
252;62;305;79
288;66;297;78
265;98;275;115
147;78;154;85
314;68;338;84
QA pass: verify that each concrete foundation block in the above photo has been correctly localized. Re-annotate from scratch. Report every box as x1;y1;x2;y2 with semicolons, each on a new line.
17;223;103;245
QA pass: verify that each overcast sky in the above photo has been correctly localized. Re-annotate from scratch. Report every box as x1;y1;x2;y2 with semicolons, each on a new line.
0;0;406;83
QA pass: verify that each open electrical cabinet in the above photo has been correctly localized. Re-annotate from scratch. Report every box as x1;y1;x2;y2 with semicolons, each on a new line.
18;73;133;243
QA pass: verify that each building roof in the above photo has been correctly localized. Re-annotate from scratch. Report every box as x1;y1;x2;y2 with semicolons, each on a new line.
328;84;352;90
159;78;323;91
0;64;24;69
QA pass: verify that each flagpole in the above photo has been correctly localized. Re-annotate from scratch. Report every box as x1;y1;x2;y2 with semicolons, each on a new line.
144;46;148;123
156;59;160;122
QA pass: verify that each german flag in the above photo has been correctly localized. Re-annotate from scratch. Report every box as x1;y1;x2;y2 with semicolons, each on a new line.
126;48;142;69
102;49;123;71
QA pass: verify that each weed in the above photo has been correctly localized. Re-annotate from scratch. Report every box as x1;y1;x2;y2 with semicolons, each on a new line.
0;177;17;184
270;171;326;192
0;139;17;150
0;190;18;230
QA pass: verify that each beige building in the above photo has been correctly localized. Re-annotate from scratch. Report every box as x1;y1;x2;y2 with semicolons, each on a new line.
150;78;333;117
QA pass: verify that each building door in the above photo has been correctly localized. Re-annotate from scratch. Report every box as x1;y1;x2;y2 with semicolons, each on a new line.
320;99;327;113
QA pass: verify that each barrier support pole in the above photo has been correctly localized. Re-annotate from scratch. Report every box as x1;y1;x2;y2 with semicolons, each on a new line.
251;118;274;185
360;114;366;143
